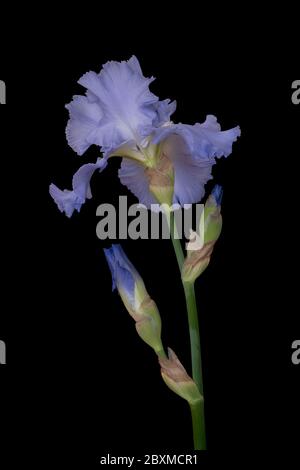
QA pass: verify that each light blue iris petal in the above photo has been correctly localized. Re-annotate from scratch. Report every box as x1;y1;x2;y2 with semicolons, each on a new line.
154;115;240;161
153;99;177;127
118;158;157;208
65;96;104;156
149;116;240;205
49;186;85;218
66;56;166;157
211;184;223;206
49;158;107;216
103;245;137;302
103;247;117;291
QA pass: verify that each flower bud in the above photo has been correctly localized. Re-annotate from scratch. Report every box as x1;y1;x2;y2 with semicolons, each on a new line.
159;348;203;405
182;185;223;283
104;244;164;355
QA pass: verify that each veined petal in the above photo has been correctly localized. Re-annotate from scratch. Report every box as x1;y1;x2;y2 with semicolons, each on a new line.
65;96;104;156
118;158;157;208
66;56;175;157
161;135;213;205
49;158;107;217
118;138;213;208
154;114;240;160
73;56;158;156
151;115;240;205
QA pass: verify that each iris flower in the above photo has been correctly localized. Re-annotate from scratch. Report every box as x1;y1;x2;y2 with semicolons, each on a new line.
50;56;240;216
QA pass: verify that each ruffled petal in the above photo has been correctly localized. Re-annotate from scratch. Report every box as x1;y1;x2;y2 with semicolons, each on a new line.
153;99;177;127
154;115;241;161
49;158;107;217
74;56;158;156
161;135;213;205
118;136;214;207
65;96;104;156
151;115;240;205
118;159;157;208
66;56;175;157
72;157;107;199
49;185;84;218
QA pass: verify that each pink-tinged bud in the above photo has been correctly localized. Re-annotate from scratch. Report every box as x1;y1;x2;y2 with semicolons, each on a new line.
134;296;164;356
182;185;223;283
159;348;203;405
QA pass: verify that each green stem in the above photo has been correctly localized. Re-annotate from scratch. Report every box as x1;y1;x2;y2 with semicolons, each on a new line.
169;210;206;449
190;400;206;450
169;210;184;269
183;282;203;395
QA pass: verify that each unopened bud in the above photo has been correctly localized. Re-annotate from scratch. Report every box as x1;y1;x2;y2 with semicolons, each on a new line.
159;348;203;405
182;185;223;283
104;244;164;355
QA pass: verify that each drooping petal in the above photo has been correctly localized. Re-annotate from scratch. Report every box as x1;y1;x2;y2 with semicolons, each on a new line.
186;120;241;159
118;158;157;208
161;134;213;205
150;115;240;205
49;185;84;218
154;114;241;161
119;138;213;208
49;158;107;217
72;157;107;199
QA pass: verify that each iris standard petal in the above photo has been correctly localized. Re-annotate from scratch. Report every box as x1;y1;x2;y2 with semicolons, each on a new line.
66;56;159;157
65;96;104;156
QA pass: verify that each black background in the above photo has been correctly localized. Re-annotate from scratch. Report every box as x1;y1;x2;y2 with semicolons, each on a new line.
0;10;299;466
